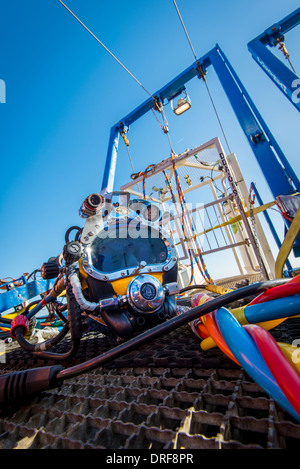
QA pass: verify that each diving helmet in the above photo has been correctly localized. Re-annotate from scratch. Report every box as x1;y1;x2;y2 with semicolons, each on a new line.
74;192;179;339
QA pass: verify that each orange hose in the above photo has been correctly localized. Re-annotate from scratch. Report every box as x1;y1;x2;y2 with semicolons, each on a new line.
202;312;240;366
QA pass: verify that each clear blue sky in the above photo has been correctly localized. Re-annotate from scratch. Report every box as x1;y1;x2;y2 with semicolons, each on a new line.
0;0;299;280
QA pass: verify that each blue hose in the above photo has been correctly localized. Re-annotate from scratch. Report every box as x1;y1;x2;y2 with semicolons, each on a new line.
243;295;300;323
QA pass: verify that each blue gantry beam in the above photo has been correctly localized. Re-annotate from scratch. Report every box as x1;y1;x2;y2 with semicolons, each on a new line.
248;7;300;111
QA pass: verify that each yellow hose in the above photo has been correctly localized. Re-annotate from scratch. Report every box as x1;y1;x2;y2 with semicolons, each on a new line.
205;284;233;295
278;342;300;374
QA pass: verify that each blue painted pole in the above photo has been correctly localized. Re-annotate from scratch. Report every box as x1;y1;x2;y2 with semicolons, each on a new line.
247;7;300;112
248;38;300;112
210;45;299;196
101;125;120;193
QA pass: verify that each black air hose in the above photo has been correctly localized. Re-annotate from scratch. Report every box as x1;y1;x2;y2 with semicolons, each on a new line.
12;276;82;361
0;279;287;404
13;322;70;354
30;280;83;361
64;226;82;244
57;278;288;381
0;366;63;403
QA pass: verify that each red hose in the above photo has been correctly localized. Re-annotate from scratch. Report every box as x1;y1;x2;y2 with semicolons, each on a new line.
249;277;300;306
245;324;300;417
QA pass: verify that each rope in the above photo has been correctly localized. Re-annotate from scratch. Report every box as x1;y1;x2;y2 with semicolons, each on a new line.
58;0;155;100
131;164;156;199
170;153;214;285
150;86;215;285
163;158;214;285
163;170;195;285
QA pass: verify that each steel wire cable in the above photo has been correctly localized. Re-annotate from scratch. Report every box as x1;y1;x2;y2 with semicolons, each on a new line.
171;0;232;154
58;0;155;100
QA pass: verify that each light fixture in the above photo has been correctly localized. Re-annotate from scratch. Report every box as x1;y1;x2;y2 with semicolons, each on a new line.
171;91;192;115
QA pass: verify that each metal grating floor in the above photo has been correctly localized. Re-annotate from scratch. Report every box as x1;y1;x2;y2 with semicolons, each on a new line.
0;320;300;449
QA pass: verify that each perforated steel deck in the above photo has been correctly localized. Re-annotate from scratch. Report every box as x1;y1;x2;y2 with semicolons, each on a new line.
0;321;300;449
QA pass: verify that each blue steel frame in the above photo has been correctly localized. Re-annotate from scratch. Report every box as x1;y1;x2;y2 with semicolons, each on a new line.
247;7;300;111
102;44;299;199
